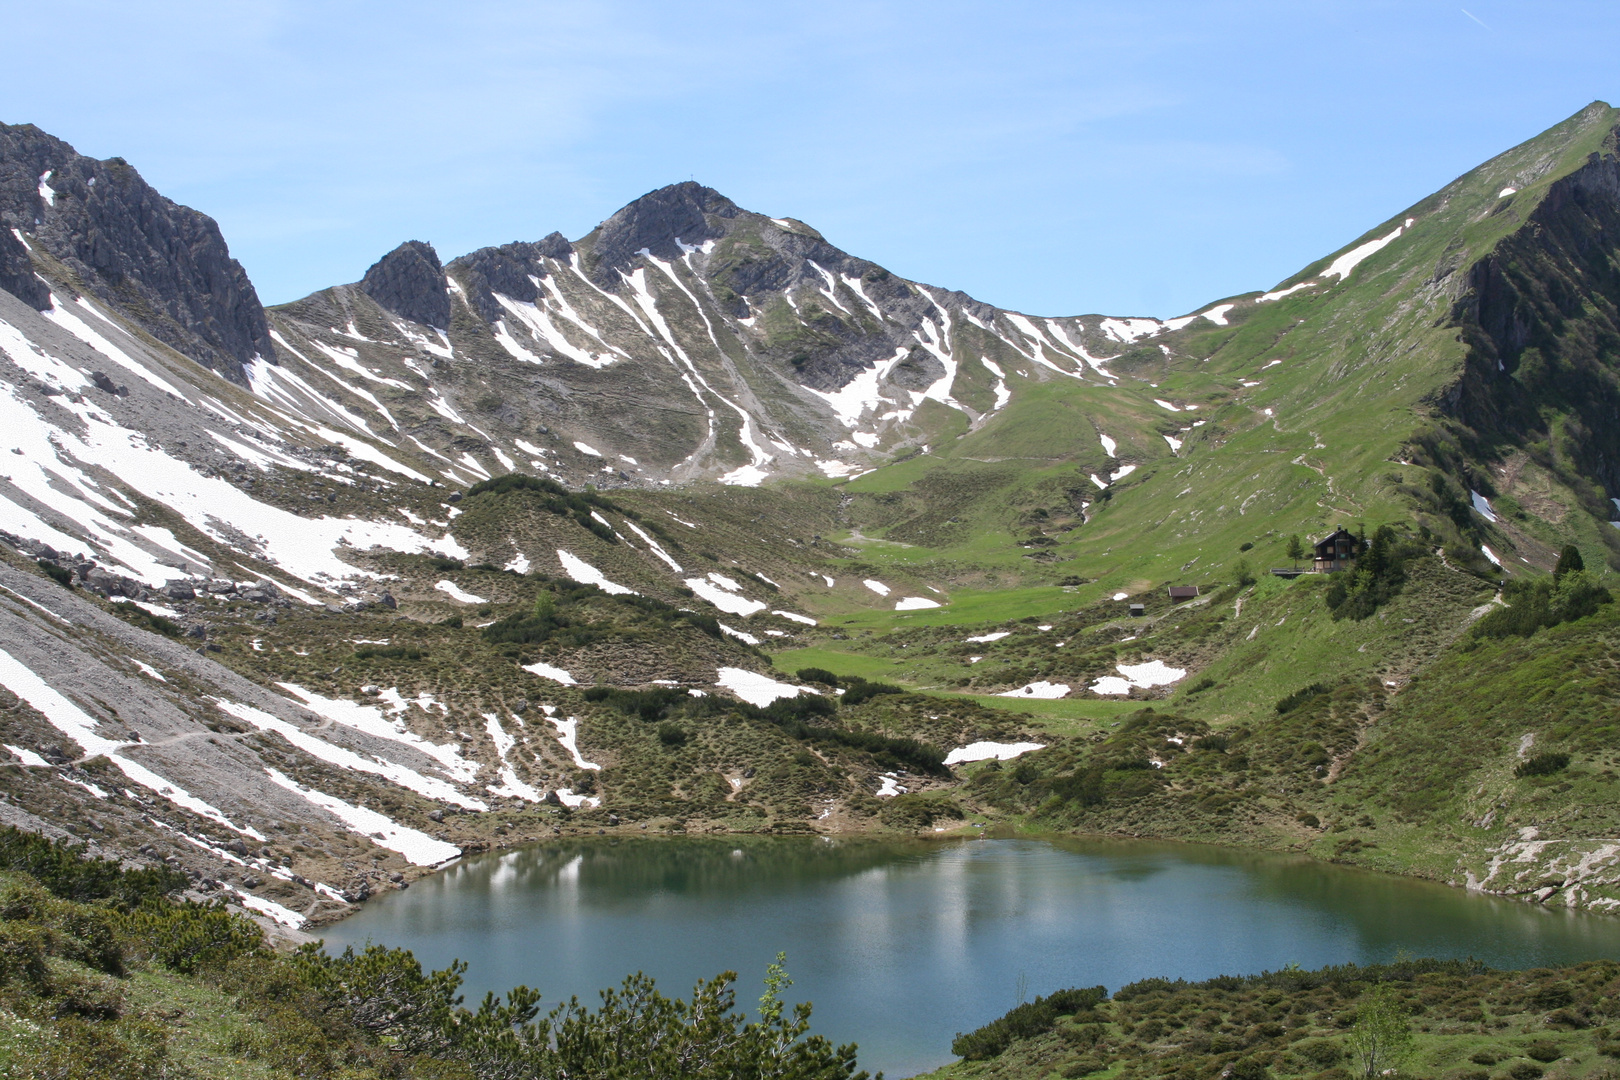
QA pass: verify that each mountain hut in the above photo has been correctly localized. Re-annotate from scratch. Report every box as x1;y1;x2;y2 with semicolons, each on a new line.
1313;528;1360;573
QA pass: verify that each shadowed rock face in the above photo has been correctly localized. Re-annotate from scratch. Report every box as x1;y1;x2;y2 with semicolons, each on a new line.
360;240;450;329
0;123;270;382
0;223;47;309
583;181;738;283
447;233;574;323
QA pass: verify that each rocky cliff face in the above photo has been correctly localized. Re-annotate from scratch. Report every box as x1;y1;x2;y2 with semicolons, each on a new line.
0;222;48;308
359;240;451;329
447;232;574;323
0;123;270;381
1448;124;1620;499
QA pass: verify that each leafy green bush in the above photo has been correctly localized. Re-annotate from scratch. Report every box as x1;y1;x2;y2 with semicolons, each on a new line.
1323;526;1423;621
1473;571;1611;639
37;560;73;588
1554;544;1584;576
952;986;1109;1060
656;722;687;747
1298;1039;1344;1066
840;677;904;707
1516;752;1571;778
583;680;945;773
584;686;690;721
122;901;268;974
465;473;636;544
796;667;840;687
1526;1041;1562;1063
0;827;185;908
0;921;51;989
879;792;963;829
1276;683;1330;715
485;585;723;649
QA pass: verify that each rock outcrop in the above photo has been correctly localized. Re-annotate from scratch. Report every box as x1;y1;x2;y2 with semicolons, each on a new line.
359;240;451;329
0;123;270;382
447;233;574;323
0;222;48;309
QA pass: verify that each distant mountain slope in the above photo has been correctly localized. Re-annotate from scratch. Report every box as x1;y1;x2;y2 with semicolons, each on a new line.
0;104;1619;923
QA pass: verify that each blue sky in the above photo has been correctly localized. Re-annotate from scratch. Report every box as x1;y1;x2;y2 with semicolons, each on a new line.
6;1;1618;316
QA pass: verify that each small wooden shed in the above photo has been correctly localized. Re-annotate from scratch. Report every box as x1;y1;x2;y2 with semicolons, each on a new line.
1313;528;1360;573
1167;585;1200;601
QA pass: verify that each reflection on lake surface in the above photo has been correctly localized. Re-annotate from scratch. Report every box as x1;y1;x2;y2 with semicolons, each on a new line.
323;837;1620;1078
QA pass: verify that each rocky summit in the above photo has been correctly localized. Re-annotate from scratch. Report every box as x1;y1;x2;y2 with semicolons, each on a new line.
1;102;1619;948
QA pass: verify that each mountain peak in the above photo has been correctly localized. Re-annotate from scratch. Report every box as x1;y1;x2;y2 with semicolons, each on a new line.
0;122;269;381
360;240;450;329
584;181;739;279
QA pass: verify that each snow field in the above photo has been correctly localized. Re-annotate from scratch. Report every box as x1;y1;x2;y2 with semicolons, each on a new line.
996;681;1070;699
1321;222;1408;281
522;661;578;686
276;684;479;783
715;667;814;707
621;520;682;571
1089;660;1188;696
546;714;600;771
557;550;636;595
895;597;940;610
213;699;486;810
435;580;487;604
264;768;458;866
685;577;766;616
5;745;50;767
483;713;542;802
233;888;307;928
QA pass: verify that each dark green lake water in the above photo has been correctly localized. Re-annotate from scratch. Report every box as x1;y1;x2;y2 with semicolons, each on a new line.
322;837;1620;1077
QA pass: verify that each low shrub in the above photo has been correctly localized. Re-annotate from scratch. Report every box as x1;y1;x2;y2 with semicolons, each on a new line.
1516;753;1571;778
1525;1041;1562;1063
1276;683;1331;715
0;827;184;907
1474;572;1611;640
354;645;423;660
952;986;1109;1060
122;901;268;974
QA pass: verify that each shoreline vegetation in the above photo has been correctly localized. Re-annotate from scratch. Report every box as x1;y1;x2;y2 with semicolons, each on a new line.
5;825;1620;1080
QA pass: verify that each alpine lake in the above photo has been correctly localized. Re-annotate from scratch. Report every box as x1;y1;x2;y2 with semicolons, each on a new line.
322;837;1620;1078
